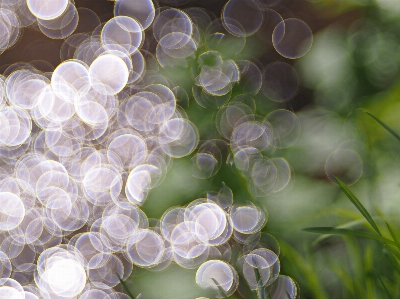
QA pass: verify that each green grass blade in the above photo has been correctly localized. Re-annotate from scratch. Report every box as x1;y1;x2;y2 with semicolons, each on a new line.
237;271;259;299
365;111;400;143
383;246;400;275
279;241;329;299
386;222;400;245
334;176;381;235
252;256;265;299
374;268;393;299
116;273;136;299
303;227;399;247
312;219;367;246
211;278;229;298
380;223;400;271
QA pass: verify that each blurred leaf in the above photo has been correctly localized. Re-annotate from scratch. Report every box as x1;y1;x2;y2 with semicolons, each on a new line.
380;223;400;270
252;256;265;299
279;241;329;299
117;273;136;299
365;111;400;143
211;278;228;298
380;223;400;271
383;248;400;276
330;262;355;296
375;269;393;299
237;270;259;299
387;222;400;247
344;236;365;298
334;176;381;235
319;207;366;221
312;219;368;246
303;227;399;247
364;246;375;299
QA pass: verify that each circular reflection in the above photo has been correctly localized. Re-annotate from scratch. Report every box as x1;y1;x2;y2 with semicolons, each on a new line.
0;192;25;231
207;182;233;210
0;251;11;279
24;292;39;299
240;248;280;289
192;141;222;179
0;0;303;292
236;60;262;95
0;107;32;146
153;8;192;44
114;0;155;30
35;251;87;297
265;275;299;299
39;258;86;296
89;54;129;95
5;70;49;110
267;109;301;148
51;59;91;103
229;203;266;234
101;16;143;54
206;19;246;57
231;121;273;151
27;0;68;20
222;0;263;37
159;118;199;158
0;285;23;299
257;9;283;43
37;2;79;39
196;260;238;297
325;149;363;186
75;8;100;33
126;229;164;268
262;62;299;102
125;164;161;206
273;18;313;59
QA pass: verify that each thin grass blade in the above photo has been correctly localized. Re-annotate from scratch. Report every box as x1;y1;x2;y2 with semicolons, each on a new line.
386;222;400;246
383;248;400;275
116;273;136;299
365;111;400;143
334;177;381;235
312;219;367;246
252;256;265;299
303;227;399;247
211;278;228;298
237;268;259;299
374;268;393;299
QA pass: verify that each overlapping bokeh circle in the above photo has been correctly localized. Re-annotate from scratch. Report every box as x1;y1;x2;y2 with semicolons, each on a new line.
0;0;332;297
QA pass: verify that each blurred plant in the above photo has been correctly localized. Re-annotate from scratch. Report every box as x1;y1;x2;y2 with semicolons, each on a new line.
304;112;400;298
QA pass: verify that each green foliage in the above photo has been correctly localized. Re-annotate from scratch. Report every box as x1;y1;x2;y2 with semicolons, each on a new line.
334;176;381;235
304;172;400;298
303;227;398;247
365;111;400;144
116;273;136;299
211;278;229;298
252;256;265;299
374;269;393;299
